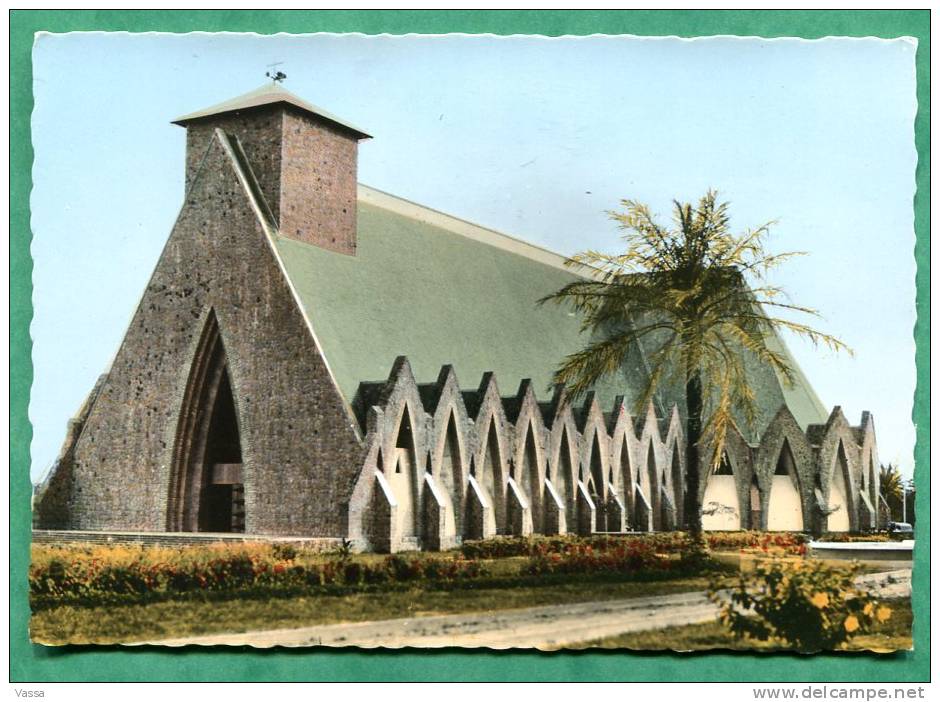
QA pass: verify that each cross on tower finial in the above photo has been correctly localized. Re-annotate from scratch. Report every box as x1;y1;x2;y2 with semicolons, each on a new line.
265;62;287;84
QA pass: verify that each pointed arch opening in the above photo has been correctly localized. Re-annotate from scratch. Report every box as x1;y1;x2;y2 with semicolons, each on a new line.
435;411;461;537
588;434;604;497
519;425;538;488
391;404;419;537
703;451;740;531
618;438;633;488
774;443;793;475
767;438;804;531
715;453;734;475
588;433;605;531
646;443;661;529
439;411;461;498
519;424;540;528
168;310;245;533
617;436;637;524
827;440;852;532
670;444;684;526
481;419;503;529
630;440;652;532
555;428;573;503
396;407;415;449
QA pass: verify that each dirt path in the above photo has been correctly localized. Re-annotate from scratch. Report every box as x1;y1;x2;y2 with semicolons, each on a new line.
153;569;911;650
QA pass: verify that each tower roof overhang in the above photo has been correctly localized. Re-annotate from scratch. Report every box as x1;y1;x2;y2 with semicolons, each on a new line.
171;83;372;140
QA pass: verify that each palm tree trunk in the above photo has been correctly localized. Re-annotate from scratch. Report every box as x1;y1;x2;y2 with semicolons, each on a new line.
685;371;705;550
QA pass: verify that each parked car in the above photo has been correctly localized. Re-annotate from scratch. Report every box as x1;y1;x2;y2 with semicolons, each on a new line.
887;521;914;535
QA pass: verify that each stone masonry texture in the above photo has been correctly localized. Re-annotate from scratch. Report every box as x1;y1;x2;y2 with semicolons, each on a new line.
184;105;359;255
36;131;363;536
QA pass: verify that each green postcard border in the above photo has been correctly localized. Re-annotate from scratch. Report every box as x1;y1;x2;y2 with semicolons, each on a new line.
9;9;930;682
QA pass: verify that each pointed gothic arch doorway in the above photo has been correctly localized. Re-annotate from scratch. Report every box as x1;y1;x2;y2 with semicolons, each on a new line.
439;411;462;523
479;419;503;534
827;441;853;532
168;311;246;533
519;424;541;530
391;404;419;538
670;444;684;528
702;452;741;531
767;438;804;531
555;428;573;507
587;433;605;531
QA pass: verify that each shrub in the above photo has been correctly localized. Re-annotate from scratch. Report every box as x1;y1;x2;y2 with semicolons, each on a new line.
385;555;424;581
460;532;807;561
379;555;486;583
460;537;533;559
343;561;364;586
709;558;891;652
270;542;299;561
362;564;390;585
522;541;675;577
30;543;494;610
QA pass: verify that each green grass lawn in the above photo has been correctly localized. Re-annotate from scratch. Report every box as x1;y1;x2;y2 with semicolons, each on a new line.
32;572;720;645
577;599;913;653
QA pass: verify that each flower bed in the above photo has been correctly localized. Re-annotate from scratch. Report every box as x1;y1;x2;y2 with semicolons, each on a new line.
461;531;807;560
29;543;486;609
31;532;798;609
705;532;807;554
522;541;676;577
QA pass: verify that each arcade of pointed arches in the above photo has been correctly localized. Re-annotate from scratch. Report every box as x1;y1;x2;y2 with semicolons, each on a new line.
341;357;883;552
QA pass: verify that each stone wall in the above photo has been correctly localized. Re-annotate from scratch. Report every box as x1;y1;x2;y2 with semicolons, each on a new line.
184;105;360;255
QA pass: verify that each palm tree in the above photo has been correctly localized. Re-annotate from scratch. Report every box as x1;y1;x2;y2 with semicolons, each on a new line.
879;463;903;518
540;191;848;550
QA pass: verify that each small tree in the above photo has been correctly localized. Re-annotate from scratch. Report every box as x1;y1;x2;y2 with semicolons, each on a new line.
541;191;849;550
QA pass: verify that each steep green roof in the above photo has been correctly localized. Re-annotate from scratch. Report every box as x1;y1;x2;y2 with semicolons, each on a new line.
274;186;828;437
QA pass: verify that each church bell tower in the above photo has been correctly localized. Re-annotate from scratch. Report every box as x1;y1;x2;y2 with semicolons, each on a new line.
173;82;371;256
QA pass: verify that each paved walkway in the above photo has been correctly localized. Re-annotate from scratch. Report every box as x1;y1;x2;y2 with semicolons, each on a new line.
154;569;911;650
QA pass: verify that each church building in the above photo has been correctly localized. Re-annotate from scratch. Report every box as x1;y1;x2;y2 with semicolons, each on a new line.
33;84;883;551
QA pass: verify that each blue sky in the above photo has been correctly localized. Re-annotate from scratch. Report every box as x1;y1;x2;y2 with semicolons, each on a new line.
30;32;918;482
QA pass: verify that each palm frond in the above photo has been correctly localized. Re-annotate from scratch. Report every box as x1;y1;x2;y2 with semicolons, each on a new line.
545;189;849;492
